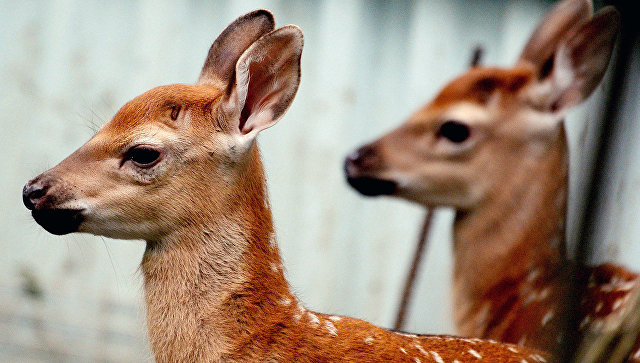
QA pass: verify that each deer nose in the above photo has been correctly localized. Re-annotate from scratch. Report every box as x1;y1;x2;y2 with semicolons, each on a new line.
344;144;379;174
23;180;49;210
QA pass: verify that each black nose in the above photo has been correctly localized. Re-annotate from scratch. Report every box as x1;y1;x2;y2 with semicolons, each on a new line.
344;145;379;173
344;145;397;197
23;181;49;210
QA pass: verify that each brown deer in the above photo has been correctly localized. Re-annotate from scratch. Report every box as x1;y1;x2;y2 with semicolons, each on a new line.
345;0;640;359
22;10;546;362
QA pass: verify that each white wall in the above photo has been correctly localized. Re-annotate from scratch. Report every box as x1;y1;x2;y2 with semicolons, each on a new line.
2;0;637;361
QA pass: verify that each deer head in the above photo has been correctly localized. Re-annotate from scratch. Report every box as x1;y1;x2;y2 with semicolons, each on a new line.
22;10;303;242
345;0;619;211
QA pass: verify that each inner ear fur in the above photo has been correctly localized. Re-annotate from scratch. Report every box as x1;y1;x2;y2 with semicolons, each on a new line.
553;6;620;107
518;1;620;112
230;25;304;137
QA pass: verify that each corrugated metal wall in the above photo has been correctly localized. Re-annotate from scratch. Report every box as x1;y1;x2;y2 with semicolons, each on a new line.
1;0;638;361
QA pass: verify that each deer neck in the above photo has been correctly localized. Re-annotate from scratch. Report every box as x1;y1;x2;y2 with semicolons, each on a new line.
140;145;293;362
452;126;570;337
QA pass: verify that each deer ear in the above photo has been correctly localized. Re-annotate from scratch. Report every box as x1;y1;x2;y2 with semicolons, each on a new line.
525;7;620;112
549;7;619;110
196;9;275;89
519;0;593;69
224;25;303;139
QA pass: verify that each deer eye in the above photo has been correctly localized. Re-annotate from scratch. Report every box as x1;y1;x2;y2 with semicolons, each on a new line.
437;120;471;143
124;146;162;168
170;105;181;121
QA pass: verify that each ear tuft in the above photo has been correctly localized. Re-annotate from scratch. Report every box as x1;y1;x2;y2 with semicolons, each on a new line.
197;9;275;89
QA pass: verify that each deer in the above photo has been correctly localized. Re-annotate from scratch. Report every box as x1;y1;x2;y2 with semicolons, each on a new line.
345;0;640;360
21;9;547;363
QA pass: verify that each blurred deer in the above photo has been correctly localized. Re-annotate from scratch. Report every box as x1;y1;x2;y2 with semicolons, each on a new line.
345;0;640;359
22;10;545;362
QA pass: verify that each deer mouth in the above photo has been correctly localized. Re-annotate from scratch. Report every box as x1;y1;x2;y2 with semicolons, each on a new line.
344;156;398;196
31;209;84;235
346;176;398;197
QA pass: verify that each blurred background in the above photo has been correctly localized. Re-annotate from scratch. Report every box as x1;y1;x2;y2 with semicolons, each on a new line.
1;0;639;361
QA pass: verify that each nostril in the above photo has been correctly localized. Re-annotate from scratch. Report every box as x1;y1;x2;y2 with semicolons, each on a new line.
345;151;359;167
351;145;378;168
22;183;48;210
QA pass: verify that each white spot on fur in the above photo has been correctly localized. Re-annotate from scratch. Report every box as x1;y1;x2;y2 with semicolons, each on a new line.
307;312;320;328
595;301;603;312
329;316;342;322
518;335;527;346
413;343;428;356
600;283;615;292
413;358;421;363
270;262;279;272
323;320;338;336
580;316;591;329
538;287;550;300
522;360;529;363
590;319;604;330
395;331;418;338
293;304;306;322
269;232;277;249
613;298;624;310
468;349;482;359
524;292;537;306
430;351;444;363
278;297;291;306
400;348;407;354
633;348;640;359
508;346;519;353
530;353;547;362
541;310;554;326
364;336;374;345
615;280;639;291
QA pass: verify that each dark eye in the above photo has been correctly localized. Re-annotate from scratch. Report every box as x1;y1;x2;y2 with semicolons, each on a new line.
170;105;181;121
437;120;471;143
125;147;161;167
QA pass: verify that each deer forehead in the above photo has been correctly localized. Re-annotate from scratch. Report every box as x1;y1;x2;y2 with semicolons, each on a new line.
433;66;533;106
412;66;535;124
100;84;224;139
406;66;553;138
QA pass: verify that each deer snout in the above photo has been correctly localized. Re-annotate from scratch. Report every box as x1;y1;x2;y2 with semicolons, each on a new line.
23;174;84;235
344;144;397;197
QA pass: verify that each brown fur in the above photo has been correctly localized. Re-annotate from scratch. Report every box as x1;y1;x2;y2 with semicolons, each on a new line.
345;0;638;360
430;66;533;110
22;9;547;363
